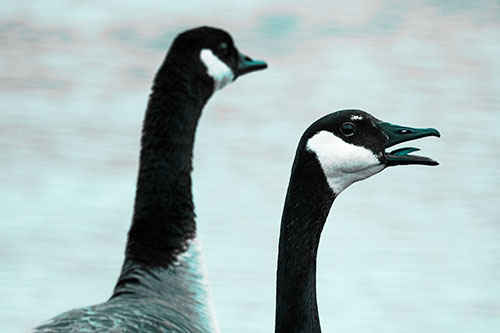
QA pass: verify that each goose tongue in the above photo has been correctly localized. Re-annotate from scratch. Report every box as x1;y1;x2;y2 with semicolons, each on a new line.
376;122;441;166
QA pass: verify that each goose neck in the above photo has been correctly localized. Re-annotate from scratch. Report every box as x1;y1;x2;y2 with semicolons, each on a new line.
125;65;211;268
275;164;335;333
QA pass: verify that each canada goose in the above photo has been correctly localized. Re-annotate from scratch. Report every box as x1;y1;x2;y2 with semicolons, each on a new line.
32;26;266;332
275;110;440;332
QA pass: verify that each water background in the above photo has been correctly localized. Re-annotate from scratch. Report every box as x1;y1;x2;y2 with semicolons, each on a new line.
1;1;499;332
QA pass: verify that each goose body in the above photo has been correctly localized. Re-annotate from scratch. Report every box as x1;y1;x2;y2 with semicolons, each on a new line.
32;26;266;333
275;110;440;332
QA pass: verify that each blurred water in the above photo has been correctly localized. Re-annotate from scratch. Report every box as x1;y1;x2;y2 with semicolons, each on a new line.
1;1;500;332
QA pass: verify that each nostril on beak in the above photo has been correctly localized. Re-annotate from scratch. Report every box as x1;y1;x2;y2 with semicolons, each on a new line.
397;129;412;134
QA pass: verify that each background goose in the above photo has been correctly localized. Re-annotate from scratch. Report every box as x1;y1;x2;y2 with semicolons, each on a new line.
275;110;440;332
31;26;266;332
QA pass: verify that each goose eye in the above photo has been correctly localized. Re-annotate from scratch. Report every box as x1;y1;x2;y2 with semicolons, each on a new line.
217;42;228;56
340;122;356;136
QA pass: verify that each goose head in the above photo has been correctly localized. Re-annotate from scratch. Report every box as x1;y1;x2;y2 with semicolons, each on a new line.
162;26;267;93
300;110;440;196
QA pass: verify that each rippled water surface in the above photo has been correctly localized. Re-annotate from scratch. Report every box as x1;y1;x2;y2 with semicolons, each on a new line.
1;1;499;332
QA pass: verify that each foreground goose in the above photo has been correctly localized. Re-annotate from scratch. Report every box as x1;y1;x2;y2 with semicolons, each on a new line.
32;26;266;332
275;110;440;332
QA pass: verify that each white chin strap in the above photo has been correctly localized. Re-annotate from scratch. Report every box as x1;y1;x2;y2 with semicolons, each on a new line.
307;130;385;195
200;49;235;91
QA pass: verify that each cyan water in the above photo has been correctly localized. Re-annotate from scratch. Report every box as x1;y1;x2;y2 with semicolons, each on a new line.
1;1;499;332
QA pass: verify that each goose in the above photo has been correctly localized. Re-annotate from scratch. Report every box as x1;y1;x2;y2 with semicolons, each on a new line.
274;109;440;332
32;26;267;332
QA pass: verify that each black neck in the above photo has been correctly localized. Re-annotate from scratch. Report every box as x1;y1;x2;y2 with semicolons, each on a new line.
275;154;335;333
124;61;212;269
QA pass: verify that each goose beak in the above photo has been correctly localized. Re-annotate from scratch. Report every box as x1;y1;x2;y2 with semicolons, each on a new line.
377;122;441;166
236;52;267;78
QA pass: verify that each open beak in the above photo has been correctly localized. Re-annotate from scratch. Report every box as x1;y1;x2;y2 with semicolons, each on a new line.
376;122;441;166
236;52;267;78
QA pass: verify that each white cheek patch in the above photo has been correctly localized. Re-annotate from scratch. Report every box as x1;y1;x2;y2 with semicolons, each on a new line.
307;130;385;195
200;49;235;92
